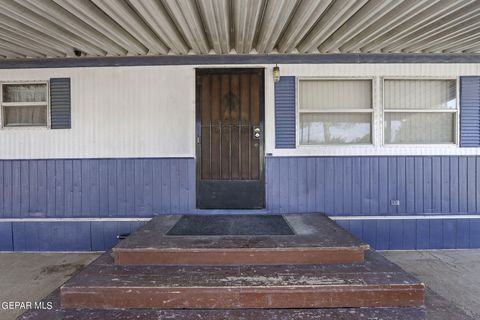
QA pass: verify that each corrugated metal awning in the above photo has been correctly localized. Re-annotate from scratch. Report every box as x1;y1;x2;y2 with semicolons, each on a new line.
0;0;479;60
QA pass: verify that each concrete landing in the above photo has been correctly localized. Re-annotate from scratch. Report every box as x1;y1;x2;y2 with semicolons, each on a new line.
113;213;369;265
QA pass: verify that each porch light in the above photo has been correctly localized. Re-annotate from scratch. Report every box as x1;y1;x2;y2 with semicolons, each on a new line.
273;64;280;83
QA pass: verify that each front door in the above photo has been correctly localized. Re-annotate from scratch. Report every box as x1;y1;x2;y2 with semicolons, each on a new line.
196;68;265;209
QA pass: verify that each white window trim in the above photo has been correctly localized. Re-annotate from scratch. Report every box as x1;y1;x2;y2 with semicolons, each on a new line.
296;76;375;148
0;80;51;130
381;76;459;147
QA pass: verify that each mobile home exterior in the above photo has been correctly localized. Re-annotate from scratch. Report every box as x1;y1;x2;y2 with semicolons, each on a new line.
0;1;480;251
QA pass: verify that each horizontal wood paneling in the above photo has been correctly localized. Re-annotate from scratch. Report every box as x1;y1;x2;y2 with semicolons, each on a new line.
0;158;195;217
266;156;480;215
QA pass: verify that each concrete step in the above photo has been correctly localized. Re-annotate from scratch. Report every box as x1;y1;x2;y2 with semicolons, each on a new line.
60;250;424;309
112;214;369;265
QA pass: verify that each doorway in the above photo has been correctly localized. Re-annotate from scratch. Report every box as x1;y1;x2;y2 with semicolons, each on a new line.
196;68;265;209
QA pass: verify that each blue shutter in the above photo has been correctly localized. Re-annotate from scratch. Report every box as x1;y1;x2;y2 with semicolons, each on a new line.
274;76;296;148
460;77;480;147
50;78;71;129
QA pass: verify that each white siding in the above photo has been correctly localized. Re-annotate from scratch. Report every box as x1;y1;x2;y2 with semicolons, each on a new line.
0;63;480;159
0;66;195;159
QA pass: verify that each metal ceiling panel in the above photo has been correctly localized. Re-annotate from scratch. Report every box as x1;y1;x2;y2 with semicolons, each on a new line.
0;0;478;59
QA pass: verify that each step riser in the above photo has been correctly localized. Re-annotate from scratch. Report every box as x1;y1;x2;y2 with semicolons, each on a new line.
113;248;365;265
61;286;424;309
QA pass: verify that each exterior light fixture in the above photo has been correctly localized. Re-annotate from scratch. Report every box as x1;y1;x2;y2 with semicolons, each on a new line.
273;64;280;83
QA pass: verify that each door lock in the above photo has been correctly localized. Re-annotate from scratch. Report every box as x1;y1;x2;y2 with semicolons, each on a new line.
253;127;261;140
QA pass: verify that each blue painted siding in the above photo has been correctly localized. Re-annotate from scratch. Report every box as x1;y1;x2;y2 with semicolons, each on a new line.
1;155;480;251
460;76;480;147
0;158;195;217
12;222;91;251
0;220;146;251
0;222;13;250
340;218;480;250
266;156;480;216
274;76;296;148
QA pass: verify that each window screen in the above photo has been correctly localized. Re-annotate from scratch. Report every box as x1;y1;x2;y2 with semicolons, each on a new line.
1;83;48;127
298;79;373;145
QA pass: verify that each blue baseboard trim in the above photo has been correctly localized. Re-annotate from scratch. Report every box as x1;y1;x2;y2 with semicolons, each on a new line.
0;220;146;251
1;216;479;251
337;218;480;250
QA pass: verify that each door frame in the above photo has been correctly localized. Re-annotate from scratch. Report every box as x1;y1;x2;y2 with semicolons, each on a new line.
195;68;266;209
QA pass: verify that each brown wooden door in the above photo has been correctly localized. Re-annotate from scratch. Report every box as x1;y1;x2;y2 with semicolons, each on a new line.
196;69;264;209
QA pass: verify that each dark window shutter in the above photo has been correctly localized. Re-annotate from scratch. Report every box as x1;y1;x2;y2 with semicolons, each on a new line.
460;76;480;147
274;76;296;148
50;78;71;129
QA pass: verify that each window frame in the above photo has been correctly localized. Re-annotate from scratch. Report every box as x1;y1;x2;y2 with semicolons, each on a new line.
0;80;50;129
296;76;375;147
381;76;459;147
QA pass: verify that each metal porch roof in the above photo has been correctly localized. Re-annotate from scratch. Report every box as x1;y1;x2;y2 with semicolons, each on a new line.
0;0;479;60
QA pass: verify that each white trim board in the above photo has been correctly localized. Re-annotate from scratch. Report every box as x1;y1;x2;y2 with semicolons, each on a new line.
0;218;152;222
0;215;480;223
332;215;480;220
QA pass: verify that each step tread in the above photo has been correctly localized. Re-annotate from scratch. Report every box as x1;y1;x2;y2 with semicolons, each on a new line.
19;289;427;320
60;250;424;309
18;288;477;320
113;213;369;251
63;251;421;289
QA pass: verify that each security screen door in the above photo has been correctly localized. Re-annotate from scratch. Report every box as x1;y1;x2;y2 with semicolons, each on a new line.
196;68;265;209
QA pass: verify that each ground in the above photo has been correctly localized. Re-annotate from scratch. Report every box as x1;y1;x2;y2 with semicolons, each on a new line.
0;253;99;320
0;250;478;320
381;250;480;319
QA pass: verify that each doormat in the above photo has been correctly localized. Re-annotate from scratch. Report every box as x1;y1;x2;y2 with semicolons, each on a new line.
166;215;295;236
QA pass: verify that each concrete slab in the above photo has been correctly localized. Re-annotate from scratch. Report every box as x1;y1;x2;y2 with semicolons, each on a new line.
382;250;480;320
0;253;100;320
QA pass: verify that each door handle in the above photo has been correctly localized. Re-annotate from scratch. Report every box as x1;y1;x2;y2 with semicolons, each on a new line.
253;127;261;140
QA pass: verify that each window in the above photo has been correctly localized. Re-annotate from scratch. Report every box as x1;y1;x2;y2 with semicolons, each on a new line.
384;79;457;144
298;79;373;145
1;82;49;127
